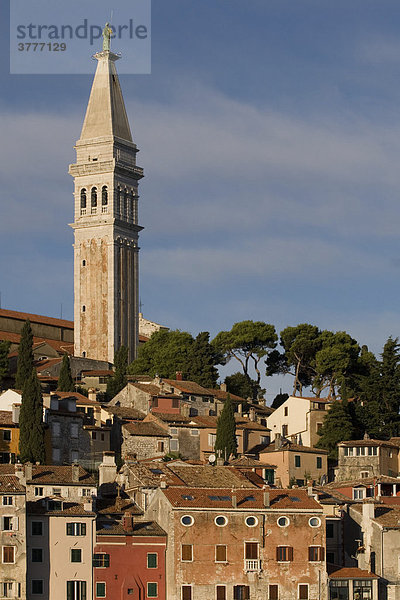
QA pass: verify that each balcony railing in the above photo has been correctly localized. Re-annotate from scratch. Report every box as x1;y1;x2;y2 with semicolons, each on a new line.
80;208;87;216
244;559;261;572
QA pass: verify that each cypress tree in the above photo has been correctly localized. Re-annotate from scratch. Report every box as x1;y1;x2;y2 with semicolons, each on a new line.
57;354;74;392
106;345;129;400
15;320;34;390
214;394;237;462
0;340;11;390
187;332;219;388
19;368;45;464
316;400;354;459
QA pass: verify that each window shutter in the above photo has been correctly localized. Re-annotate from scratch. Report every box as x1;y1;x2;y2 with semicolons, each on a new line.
276;547;280;561
12;517;18;531
216;545;227;562
299;585;308;600
289;546;294;561
269;585;279;600
182;586;192;600
319;547;325;561
181;544;192;561
216;586;226;600
245;542;258;559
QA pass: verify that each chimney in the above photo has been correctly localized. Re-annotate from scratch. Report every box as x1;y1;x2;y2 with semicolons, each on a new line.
123;512;134;533
84;498;93;512
232;494;237;509
275;433;282;449
263;491;270;508
308;486;314;496
160;480;167;489
238;403;243;416
249;407;256;422
98;452;117;487
220;383;227;392
15;463;24;482
362;498;375;521
24;462;33;481
88;388;97;402
12;404;20;424
216;457;224;466
72;463;80;483
176;371;183;381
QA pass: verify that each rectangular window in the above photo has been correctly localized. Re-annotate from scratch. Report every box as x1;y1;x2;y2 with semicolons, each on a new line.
316;422;323;433
169;428;178;435
353;488;365;500
52;422;60;436
32;521;43;536
182;587;192;600
191;429;199;436
2;497;13;506
0;583;14;598
147;553;158;568
295;455;301;468
208;433;216;448
34;487;44;497
52;488;62;497
361;471;369;478
344;447;349;456
3;431;11;442
233;586;250;600
32;580;44;595
284;407;288;416
66;522;86;536
170;439;179;452
245;542;258;559
147;583;158;598
216;586;226;600
317;456;322;469
299;584;308;600
81;489;92;497
67;581;87;600
32;548;43;563
269;585;279;600
181;544;193;561
215;545;227;562
2;546;15;563
93;553;110;568
308;546;324;561
368;446;378;456
95;583;106;598
71;549;82;563
157;441;164;453
2;517;13;531
276;546;293;562
71;424;79;438
326;522;334;538
52;448;61;463
92;432;97;440
172;399;179;408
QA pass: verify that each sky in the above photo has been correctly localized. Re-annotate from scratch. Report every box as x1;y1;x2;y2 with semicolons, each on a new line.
2;1;400;400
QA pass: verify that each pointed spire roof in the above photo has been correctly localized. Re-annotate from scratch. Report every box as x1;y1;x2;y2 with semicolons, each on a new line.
79;51;132;143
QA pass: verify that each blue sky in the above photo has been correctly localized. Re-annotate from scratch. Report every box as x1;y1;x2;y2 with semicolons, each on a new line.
2;1;400;399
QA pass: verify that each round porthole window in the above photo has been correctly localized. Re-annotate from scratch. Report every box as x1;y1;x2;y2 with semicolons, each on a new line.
309;517;321;528
181;515;194;526
277;516;290;527
215;515;228;527
245;516;258;527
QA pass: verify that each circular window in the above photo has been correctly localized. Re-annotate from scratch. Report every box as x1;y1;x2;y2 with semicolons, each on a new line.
277;516;290;527
245;516;258;527
181;515;194;526
215;515;228;527
309;517;321;528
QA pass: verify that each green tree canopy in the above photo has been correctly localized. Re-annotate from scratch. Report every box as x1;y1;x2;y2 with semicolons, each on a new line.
128;330;195;379
0;340;11;390
224;371;263;400
215;395;237;462
57;354;74;392
19;368;45;464
186;332;220;389
313;331;361;398
15;320;34;390
316;400;355;459
212;320;277;385
271;392;289;410
107;345;129;400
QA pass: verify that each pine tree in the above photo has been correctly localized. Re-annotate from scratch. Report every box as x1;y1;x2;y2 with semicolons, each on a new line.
106;345;129;400
214;394;237;462
0;340;10;390
15;320;34;390
186;332;219;388
19;368;45;464
57;354;74;392
316;400;354;459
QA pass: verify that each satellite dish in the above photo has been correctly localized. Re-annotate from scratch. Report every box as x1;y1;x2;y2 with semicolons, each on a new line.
209;454;216;464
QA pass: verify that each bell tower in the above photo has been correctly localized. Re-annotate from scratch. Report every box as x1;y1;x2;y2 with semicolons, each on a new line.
69;49;143;363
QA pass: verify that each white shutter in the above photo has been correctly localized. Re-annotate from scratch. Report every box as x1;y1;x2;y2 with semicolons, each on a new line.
12;517;19;531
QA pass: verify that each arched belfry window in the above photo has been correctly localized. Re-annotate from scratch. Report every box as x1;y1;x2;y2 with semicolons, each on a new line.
80;189;87;215
116;186;121;216
91;187;97;214
102;186;108;213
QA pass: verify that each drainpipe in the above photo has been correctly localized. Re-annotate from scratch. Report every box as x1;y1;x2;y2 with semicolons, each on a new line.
381;529;385;578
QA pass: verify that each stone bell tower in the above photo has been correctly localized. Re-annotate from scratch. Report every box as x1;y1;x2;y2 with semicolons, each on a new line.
69;49;143;363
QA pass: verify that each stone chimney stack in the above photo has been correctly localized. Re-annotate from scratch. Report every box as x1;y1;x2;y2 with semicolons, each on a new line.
220;383;227;392
249;407;256;422
362;498;375;521
25;462;33;481
88;388;97;402
263;491;270;508
98;452;117;487
12;404;20;424
72;463;80;483
15;463;24;482
176;371;183;381
123;512;134;533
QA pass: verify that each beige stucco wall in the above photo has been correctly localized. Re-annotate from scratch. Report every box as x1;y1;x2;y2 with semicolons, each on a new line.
259;449;327;487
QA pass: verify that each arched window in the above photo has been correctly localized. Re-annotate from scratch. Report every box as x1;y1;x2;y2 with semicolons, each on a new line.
80;188;87;208
131;189;137;222
116;186;121;216
91;187;97;214
102;186;108;205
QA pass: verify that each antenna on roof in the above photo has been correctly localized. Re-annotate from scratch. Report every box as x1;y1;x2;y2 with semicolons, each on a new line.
60;303;63;319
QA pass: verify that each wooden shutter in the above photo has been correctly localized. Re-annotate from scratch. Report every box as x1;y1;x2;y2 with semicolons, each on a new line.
288;546;294;561
216;586;226;600
245;542;258;559
3;546;14;563
182;586;192;600
269;585;279;600
216;545;227;562
299;585;308;600
181;544;192;561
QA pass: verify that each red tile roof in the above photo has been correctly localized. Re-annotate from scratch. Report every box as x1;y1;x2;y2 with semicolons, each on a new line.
81;370;114;377
163;379;212;396
0;475;25;494
0;308;73;329
261;441;328;455
0;464;96;485
328;567;378;579
123;421;169;438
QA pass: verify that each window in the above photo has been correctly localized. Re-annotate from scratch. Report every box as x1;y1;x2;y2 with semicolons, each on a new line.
34;487;44;497
91;187;97;207
245;542;258;560
269;585;279;600
0;583;14;598
66;522;86;536
216;586;226;600
52;488;61;497
264;469;275;484
208;433;216;448
1;517;13;531
32;548;43;563
182;587;192;600
147;583;158;598
317;456;322;469
82;305;86;313
52;448;61;463
82;260;86;267
127;590;133;595
191;429;199;436
295;455;301;468
299;584;308;600
92;432;97;440
3;431;11;442
32;521;43;536
309;517;321;528
245;516;258;527
316;422;323;433
277;516;290;527
181;544;193;561
284;407;288;416
32;580;43;595
326;522;334;538
81;489;92;497
169;428;178;435
329;580;348;600
181;515;194;526
48;500;62;511
276;546;293;562
157;441;164;453
71;549;82;563
172;399;179;409
361;471;369;478
353;488;366;500
147;553;158;568
215;545;227;562
233;586;250;600
260;435;269;444
2;546;15;563
282;424;288;437
80;189;87;209
308;546;324;561
96;583;106;598
215;515;228;527
67;581;87;600
101;186;108;206
71;424;79;439
368;446;378;456
52;422;60;436
93;554;110;568
2;497;12;506
170;439;179;452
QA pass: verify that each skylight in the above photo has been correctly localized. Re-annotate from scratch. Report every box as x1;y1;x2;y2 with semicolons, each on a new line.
208;495;231;501
150;469;164;475
182;495;194;501
289;497;301;502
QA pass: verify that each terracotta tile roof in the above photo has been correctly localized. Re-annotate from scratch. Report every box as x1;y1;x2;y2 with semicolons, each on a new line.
245;402;274;416
0;308;74;329
0;411;15;426
328;566;378;579
96;498;143;515
27;500;95;516
0;475;25;494
129;383;161;396
35;358;63;371
123;421;169;438
339;439;400;448
165;465;258;489
192;415;270;432
103;406;145;421
162;487;323;510
163;379;212;396
152;413;191;424
323;475;400;489
123;463;184;488
230;456;276;468
261;441;328;455
49;391;93;404
81;370;114;377
139;334;150;343
96;519;166;537
1;330;74;356
208;389;247;403
0;464;96;485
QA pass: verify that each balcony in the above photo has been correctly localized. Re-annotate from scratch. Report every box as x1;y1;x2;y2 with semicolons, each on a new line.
244;559;261;572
